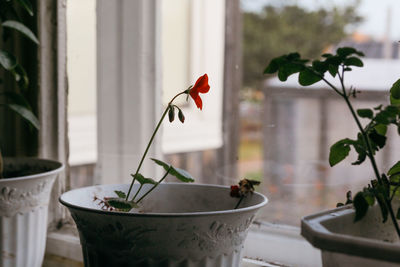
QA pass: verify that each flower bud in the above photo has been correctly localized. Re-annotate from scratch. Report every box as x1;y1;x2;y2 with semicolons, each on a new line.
168;106;175;122
178;109;185;123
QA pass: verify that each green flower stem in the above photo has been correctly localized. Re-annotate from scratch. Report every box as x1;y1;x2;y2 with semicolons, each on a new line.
135;167;172;204
125;91;187;201
234;195;244;209
132;183;144;201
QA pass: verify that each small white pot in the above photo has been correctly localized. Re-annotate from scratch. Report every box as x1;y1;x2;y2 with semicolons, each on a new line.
60;183;267;267
301;204;400;267
0;158;64;267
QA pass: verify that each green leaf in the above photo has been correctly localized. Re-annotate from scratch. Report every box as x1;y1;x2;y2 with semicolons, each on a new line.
374;106;398;125
106;198;138;211
351;133;367;165
7;103;39;129
325;55;342;66
353;191;369;222
151;158;171;171
169;167;195;183
151;158;195;183
328;64;338;77
298;68;322;86
375;190;389;223
388;161;400;176
0;50;17;70
364;193;375;206
356;108;373;119
368;130;386;149
114;190;126;198
390;78;400;100
329;139;352;166
16;0;34;16
362;188;375;206
337;47;364;58
286;52;301;60
391;95;400;106
263;58;279;74
374;124;387;136
277;63;304;81
322;53;333;58
311;60;327;73
351;145;366;165
132;173;157;185
2;20;39;44
344;57;363;67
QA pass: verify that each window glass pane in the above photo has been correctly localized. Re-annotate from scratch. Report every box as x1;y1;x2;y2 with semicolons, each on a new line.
240;0;400;226
67;0;97;188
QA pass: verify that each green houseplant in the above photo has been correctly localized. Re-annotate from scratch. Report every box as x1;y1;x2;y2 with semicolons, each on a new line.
264;47;400;265
0;0;41;172
0;1;63;267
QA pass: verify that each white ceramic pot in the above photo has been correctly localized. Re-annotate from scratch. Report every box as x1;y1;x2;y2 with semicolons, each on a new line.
0;158;64;267
301;204;400;267
60;183;267;267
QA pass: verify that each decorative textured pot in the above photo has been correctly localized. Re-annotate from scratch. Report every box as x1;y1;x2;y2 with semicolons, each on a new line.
60;183;267;267
301;204;400;267
0;158;64;267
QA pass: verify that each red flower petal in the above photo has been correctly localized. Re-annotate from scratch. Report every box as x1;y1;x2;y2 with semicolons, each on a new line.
193;74;210;93
189;74;210;110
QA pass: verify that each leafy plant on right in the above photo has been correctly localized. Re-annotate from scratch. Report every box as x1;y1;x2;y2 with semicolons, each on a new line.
264;47;400;237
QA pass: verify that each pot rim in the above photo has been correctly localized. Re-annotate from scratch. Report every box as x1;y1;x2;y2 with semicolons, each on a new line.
301;205;400;262
59;182;268;217
0;157;64;182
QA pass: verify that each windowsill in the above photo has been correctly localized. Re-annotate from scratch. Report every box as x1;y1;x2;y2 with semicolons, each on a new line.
44;222;321;267
244;221;322;267
45;226;83;264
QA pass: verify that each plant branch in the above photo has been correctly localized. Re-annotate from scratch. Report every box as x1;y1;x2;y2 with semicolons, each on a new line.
135;166;172;204
336;66;400;238
234;195;244;209
337;67;381;182
131;183;144;202
125;91;187;200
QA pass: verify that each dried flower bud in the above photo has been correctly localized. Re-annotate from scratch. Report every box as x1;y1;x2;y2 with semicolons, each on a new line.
230;185;240;198
168;106;175;122
178;109;185;123
239;179;261;195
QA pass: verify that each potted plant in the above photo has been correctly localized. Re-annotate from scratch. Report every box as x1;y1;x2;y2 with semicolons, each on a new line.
0;1;64;267
60;74;267;267
264;47;400;265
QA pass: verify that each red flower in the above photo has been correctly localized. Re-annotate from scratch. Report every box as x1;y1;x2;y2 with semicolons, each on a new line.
189;74;210;110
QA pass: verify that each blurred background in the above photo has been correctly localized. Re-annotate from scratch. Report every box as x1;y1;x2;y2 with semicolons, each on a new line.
67;0;400;227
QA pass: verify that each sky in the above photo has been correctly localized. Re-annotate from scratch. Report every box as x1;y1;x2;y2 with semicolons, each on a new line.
241;0;400;41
